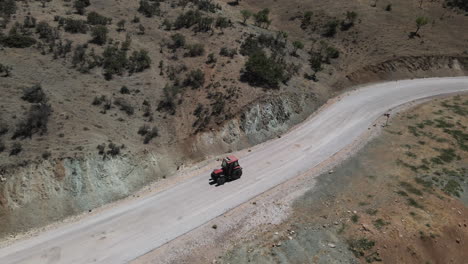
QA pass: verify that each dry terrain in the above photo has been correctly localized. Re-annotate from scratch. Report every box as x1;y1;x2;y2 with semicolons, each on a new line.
212;95;468;264
0;0;467;242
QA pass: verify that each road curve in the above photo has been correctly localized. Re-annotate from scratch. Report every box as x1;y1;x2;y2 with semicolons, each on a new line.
0;77;467;264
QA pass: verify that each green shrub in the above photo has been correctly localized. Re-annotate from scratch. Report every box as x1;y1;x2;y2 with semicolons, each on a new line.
64;18;88;33
340;11;357;31
107;143;121;156
0;120;8;136
348;238;375;257
143;126;158;144
0;0;16;17
215;16;231;30
242;50;286;88
22;84;46;103
241;10;252;24
138;0;160;17
301;11;313;29
12;104;52;139
446;0;468;12
120;86;130;94
90;25;108;45
128;49;152;73
193;0;221;13
102;44;128;79
74;0;90;15
323;20;339;37
185;43;205;57
253;8;271;28
36;21;54;39
9;142;22;156
87;12;111;25
170;33;186;50
1;24;36;48
184;69;205;88
114;98;134;115
219;47;237;58
0;63;12;77
23;16;37;28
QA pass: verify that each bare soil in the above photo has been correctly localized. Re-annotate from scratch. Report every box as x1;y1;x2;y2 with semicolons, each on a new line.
177;95;468;264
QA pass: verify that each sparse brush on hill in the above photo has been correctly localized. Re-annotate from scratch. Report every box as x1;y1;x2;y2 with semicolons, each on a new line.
12;104;52;140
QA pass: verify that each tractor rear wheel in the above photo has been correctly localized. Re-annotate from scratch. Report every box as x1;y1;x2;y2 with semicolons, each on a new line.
217;176;226;185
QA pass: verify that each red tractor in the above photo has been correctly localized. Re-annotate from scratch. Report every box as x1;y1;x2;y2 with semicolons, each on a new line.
210;156;243;185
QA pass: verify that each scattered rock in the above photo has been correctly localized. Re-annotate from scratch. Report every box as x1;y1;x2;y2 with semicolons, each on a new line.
362;224;371;231
328;243;336;248
329;170;334;174
212;224;218;229
456;238;460;244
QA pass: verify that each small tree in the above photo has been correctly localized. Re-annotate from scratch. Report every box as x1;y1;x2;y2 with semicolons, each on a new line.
341;11;357;31
170;33;186;50
254;8;271;28
301;11;313;29
74;0;90;15
117;19;126;31
414;16;428;36
91;25;108;45
138;24;146;35
323;20;338;37
292;40;304;55
0;63;12;77
241;10;252;24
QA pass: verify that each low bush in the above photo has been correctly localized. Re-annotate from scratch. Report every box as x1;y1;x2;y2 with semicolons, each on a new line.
184;69;205;88
36;21;57;42
219;47;237;58
107;143;121;156
241;50;287;88
1;24;36;48
87;12;111;25
138;0;160;17
90;25;108;45
143;126;158;144
64;18;88;34
22;84;47;103
169;33;186;50
74;0;90;15
0;0;16;18
184;43;204;57
12;103;52;139
0;121;8;135
120;86;130;94
128;49;152;74
9;142;22;156
323;20;338;37
114;98;134;115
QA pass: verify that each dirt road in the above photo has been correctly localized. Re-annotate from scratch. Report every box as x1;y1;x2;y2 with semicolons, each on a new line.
0;77;467;264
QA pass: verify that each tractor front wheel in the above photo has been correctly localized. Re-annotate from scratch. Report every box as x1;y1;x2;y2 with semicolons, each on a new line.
233;169;242;180
217;176;226;185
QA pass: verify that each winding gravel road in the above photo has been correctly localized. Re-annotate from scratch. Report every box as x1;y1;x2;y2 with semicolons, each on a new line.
1;77;467;264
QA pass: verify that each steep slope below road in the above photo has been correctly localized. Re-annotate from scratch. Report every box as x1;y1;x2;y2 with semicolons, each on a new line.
0;77;467;264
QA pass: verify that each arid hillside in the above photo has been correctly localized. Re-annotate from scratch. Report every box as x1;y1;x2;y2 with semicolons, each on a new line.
0;0;467;237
